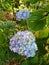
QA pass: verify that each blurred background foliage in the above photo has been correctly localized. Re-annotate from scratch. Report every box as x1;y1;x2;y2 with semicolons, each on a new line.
0;0;49;65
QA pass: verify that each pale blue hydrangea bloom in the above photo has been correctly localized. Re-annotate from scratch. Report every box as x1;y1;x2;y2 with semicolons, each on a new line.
9;30;38;57
16;9;30;21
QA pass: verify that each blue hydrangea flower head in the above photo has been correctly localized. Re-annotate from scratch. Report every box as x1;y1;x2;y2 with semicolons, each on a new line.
9;30;38;57
16;9;30;21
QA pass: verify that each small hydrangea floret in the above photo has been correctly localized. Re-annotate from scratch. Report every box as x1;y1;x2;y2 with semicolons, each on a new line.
9;30;38;57
16;9;30;21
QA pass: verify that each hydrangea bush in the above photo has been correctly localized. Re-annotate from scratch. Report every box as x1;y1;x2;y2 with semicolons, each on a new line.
9;30;38;57
0;0;49;65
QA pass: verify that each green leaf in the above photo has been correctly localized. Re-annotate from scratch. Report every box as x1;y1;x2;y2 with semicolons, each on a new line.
32;55;38;63
36;39;47;56
29;10;45;21
27;18;46;31
47;38;49;44
28;55;38;64
47;54;49;60
27;9;46;31
47;14;49;26
21;60;28;65
5;49;15;61
29;0;39;4
46;4;49;12
0;59;4;65
0;46;6;61
20;20;25;26
39;28;49;38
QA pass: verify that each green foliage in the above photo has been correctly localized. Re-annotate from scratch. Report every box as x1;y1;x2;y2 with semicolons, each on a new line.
39;28;49;38
28;55;38;64
47;38;49;44
0;20;24;65
0;20;18;46
47;14;49;26
27;9;46;31
29;0;39;4
21;60;28;65
46;4;49;12
27;18;46;31
20;55;38;65
0;0;14;11
0;46;6;61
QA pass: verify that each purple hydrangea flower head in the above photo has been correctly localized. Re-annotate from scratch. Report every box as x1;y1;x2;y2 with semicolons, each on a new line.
9;30;38;57
16;9;30;21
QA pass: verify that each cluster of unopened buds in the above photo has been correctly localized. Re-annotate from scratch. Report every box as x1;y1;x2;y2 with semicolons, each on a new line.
9;30;38;57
